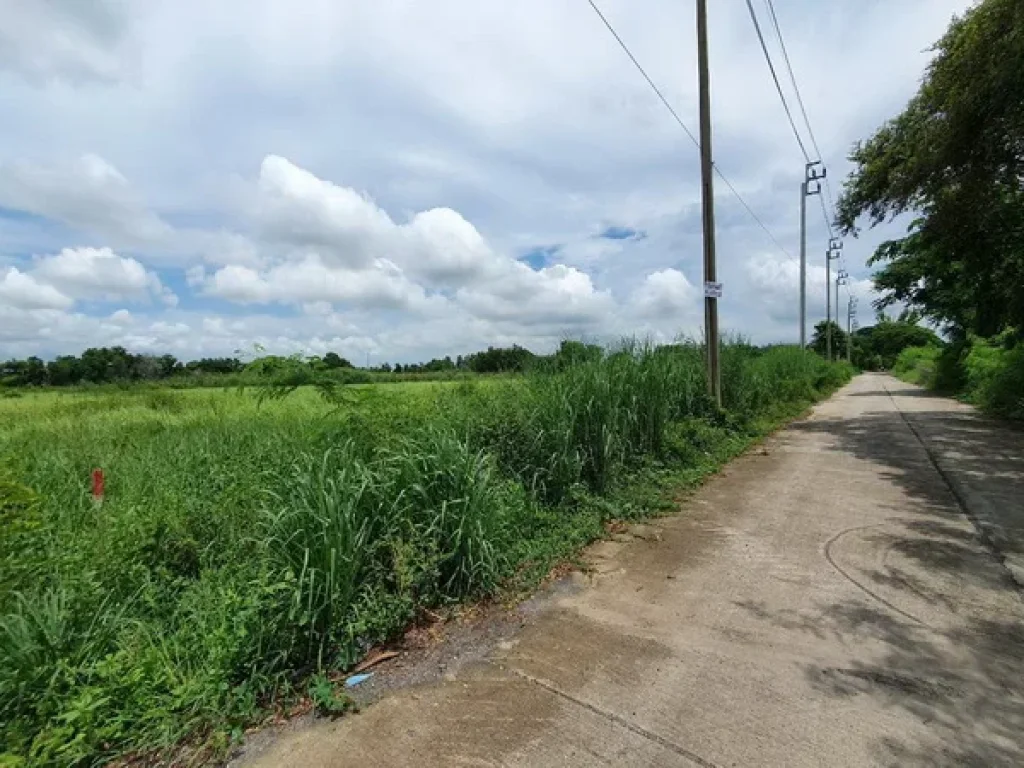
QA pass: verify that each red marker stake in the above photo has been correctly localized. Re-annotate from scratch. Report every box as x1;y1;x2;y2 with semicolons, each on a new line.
91;468;105;503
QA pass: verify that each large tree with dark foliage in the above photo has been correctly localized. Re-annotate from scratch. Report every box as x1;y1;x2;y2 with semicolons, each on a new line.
851;317;942;370
809;321;848;360
837;0;1024;338
464;345;536;373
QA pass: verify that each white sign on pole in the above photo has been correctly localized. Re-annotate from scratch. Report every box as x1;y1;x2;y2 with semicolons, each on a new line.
703;281;723;299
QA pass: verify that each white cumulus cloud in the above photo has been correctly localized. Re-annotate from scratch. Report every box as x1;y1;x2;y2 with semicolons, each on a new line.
0;267;73;310
204;254;435;312
632;268;697;318
31;246;175;305
255;156;501;285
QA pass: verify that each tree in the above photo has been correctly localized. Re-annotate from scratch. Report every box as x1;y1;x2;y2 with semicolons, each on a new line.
837;0;1024;338
0;359;42;387
79;347;110;382
47;356;83;386
157;355;179;378
851;320;942;370
187;357;243;375
131;355;163;381
465;345;536;373
809;321;848;360
322;352;352;369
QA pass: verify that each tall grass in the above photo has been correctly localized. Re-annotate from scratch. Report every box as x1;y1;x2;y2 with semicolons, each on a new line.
0;341;852;764
262;444;386;670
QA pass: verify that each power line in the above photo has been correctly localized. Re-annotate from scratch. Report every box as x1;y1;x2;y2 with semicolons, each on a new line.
715;173;795;260
818;193;834;237
743;0;810;163
763;0;822;161
760;1;855;318
583;0;796;262
582;0;698;147
761;0;840;238
821;178;839;234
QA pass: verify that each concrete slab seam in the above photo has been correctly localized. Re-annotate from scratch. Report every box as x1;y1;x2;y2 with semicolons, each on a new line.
509;668;720;768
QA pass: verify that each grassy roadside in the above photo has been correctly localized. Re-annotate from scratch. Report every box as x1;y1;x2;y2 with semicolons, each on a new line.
892;333;1024;420
0;343;852;766
502;399;820;602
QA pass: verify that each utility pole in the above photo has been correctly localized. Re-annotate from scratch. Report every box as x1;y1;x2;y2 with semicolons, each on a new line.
825;250;831;360
697;0;720;406
849;296;860;364
800;162;825;348
826;238;842;361
847;295;857;364
836;268;849;362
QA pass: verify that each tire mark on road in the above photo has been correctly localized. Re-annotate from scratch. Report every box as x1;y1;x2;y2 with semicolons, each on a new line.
823;524;931;628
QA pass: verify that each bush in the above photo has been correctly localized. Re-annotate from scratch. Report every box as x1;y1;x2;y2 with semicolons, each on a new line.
893;332;1024;420
892;345;942;387
964;335;1024;419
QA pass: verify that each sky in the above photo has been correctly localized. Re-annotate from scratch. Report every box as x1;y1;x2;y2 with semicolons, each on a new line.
0;0;972;364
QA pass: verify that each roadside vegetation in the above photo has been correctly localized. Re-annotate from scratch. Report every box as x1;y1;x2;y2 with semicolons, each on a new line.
893;333;1024;420
837;0;1023;420
0;341;851;765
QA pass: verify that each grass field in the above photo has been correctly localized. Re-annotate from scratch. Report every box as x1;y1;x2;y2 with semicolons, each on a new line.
0;342;853;766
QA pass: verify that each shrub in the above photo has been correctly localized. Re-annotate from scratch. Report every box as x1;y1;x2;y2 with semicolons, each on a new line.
893;332;1024;420
892;345;942;387
964;335;1024;419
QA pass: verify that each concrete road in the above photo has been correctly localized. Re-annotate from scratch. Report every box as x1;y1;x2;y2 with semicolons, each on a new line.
240;374;1024;767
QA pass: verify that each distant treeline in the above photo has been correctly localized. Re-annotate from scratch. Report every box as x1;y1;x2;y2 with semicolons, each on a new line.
0;341;607;388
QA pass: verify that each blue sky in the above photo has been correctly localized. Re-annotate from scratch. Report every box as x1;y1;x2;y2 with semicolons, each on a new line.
0;0;971;363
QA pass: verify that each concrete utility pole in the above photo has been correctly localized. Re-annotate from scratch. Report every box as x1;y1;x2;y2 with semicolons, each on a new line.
826;238;842;361
825;250;831;360
836;268;849;362
847;295;857;364
800;163;825;348
697;0;720;406
849;296;860;364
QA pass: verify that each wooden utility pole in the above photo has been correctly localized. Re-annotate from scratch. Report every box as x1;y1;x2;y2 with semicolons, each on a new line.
697;0;720;406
